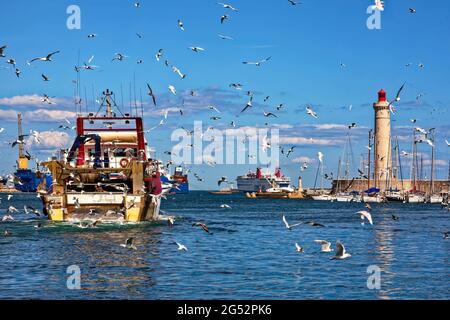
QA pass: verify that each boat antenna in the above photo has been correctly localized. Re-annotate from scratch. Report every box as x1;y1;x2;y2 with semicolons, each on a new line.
133;72;138;116
396;136;405;191
84;86;88;114
91;84;95;112
120;82;124;111
129;81;132;116
368;129;372;189
139;87;144;118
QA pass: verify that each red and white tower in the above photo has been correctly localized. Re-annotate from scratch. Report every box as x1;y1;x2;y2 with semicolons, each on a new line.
373;89;392;190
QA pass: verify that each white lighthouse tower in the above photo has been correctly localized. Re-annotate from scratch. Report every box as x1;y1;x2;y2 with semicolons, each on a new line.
373;89;392;190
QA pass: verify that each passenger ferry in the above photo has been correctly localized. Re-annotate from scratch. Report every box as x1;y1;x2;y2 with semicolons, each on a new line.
236;167;291;192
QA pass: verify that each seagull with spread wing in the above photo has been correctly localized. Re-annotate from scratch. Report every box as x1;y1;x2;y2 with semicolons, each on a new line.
282;214;302;230
146;84;156;106
29;50;60;63
306;106;318;119
242;57;271;67
217;2;238;11
240;96;253;113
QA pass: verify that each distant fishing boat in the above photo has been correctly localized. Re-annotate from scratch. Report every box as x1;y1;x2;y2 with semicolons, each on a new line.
13;113;51;192
160;166;189;194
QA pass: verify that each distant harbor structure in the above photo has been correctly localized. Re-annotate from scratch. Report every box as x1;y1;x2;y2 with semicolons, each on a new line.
331;89;449;198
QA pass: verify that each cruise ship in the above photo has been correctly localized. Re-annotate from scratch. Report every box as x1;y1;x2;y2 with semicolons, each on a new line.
236;167;291;192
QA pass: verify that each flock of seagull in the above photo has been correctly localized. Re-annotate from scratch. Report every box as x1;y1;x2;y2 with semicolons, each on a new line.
1;2;449;248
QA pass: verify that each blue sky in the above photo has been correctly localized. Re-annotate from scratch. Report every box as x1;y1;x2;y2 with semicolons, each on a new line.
0;0;449;189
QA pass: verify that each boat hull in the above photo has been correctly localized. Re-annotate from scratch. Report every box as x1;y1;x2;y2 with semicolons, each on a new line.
14;169;51;192
42;192;161;222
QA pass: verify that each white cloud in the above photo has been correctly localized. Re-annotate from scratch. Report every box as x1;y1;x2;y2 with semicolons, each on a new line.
25;109;77;122
313;124;348;130
0;95;72;108
279;136;342;146
292;156;314;164
27;131;71;149
0;109;18;121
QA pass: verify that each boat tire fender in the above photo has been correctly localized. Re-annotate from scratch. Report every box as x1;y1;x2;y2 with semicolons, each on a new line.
120;158;129;168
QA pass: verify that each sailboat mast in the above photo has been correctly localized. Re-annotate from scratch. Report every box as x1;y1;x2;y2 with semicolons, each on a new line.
17;113;24;159
368;129;372;189
336;157;342;194
429;130;435;195
412;129;417;191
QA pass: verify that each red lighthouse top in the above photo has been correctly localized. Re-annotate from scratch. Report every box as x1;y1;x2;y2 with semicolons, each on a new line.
378;89;387;102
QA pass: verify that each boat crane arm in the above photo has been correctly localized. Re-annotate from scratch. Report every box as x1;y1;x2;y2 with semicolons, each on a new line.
67;134;102;168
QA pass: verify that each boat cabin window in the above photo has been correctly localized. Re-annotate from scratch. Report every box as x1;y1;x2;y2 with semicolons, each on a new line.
113;148;137;157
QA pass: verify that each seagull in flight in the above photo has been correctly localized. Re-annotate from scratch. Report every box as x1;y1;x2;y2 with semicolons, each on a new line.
155;49;163;61
29;51;60;63
240;96;253;113
120;238;137;250
388;82;405;109
217;2;238;11
282;214;302;230
111;53;127;62
242;57;271;67
415;127;428;135
0;45;7;57
175;242;188;251
41;74;50;81
168;85;176;95
356;210;373;226
295;243;304;253
178;19;185;31
220;15;229;24
189;46;205;53
306;106;318;119
288;0;301;5
286;146;295;157
304;221;325;227
371;0;384;11
331;241;351;260
6;58;16;67
218;34;233;40
263;111;277;118
209;105;221;113
314;240;333;252
218;176;228;186
193;222;211;234
229;83;243;90
172;66;186;79
318;151;324;164
146;84;157;106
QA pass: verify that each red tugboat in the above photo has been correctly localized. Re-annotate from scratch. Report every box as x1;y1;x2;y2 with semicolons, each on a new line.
38;89;162;222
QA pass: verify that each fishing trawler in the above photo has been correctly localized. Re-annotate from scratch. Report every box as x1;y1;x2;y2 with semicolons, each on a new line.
37;89;163;222
13;113;52;192
160;166;189;194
